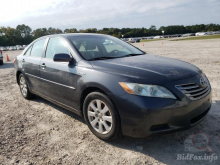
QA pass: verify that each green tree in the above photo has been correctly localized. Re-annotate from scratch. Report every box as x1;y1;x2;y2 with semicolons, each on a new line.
32;28;48;39
64;28;78;33
16;24;33;45
1;23;220;46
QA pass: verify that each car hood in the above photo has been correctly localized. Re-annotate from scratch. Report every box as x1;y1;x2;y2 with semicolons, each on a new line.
89;54;201;84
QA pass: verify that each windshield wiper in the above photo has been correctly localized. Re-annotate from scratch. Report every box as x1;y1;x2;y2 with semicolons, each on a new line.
88;56;117;61
122;53;145;57
88;54;145;61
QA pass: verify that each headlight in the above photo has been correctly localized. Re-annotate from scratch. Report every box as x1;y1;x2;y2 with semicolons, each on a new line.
119;82;176;99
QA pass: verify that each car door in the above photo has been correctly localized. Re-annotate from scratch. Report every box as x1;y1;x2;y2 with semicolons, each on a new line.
39;37;78;111
22;38;47;93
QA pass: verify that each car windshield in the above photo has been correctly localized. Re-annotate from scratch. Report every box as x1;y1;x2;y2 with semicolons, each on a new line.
68;35;145;60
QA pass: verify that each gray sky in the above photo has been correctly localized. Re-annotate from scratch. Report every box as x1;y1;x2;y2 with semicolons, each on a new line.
1;0;220;30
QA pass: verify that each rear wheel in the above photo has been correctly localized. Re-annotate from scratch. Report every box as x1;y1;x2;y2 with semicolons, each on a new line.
83;92;120;140
19;74;34;99
0;60;3;65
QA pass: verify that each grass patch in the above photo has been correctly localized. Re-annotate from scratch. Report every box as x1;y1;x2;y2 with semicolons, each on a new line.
141;38;167;42
171;34;220;41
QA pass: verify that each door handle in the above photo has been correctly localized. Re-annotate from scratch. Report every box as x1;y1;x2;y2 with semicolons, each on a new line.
22;59;25;62
41;63;46;69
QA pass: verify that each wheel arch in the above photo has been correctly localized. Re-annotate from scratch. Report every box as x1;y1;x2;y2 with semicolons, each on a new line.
16;70;22;84
79;86;120;120
80;87;107;113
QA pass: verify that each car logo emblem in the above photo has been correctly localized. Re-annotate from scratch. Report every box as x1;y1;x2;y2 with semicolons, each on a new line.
200;77;206;87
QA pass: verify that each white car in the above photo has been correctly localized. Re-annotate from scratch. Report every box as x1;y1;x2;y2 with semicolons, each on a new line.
153;36;161;39
0;47;7;51
195;32;207;36
9;46;16;50
16;45;23;50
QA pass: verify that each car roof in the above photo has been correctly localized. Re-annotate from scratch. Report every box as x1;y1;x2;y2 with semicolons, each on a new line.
39;33;108;40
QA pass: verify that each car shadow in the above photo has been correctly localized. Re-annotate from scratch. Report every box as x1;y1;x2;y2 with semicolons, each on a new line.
30;96;220;165
33;95;85;124
0;62;14;69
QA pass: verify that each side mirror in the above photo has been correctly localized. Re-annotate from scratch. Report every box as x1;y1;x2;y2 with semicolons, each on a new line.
53;53;72;62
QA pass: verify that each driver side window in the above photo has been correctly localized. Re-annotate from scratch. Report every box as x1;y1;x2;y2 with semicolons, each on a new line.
45;38;70;59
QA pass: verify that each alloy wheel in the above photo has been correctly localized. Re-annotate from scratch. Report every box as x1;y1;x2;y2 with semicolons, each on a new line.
87;99;113;134
20;76;27;97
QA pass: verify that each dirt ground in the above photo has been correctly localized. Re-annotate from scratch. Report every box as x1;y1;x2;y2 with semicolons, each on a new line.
0;39;220;165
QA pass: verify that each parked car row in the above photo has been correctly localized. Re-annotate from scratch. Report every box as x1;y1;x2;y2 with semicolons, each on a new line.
195;31;220;36
120;30;220;41
0;45;26;51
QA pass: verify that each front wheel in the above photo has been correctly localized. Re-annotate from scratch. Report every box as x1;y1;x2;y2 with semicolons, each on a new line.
19;73;34;99
83;92;120;140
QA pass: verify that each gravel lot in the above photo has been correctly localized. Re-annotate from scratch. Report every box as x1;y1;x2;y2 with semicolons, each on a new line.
0;39;220;165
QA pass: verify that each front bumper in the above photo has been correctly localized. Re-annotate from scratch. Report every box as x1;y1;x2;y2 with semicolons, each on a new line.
111;75;212;138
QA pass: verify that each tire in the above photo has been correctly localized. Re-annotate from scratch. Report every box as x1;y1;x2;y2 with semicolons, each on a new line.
0;60;3;65
19;73;34;99
83;92;120;140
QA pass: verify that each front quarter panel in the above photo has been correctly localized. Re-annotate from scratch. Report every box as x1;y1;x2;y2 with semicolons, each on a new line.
79;69;126;95
75;61;132;111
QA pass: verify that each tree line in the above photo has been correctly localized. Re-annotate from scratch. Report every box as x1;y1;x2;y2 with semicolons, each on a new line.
0;23;220;46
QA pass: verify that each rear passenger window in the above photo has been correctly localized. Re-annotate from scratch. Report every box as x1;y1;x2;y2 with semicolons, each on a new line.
45;38;70;59
30;39;46;57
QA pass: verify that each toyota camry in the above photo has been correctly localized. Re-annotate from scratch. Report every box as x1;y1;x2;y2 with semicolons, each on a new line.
14;34;212;140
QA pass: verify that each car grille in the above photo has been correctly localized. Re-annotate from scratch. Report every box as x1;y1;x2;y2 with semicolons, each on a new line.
176;83;210;100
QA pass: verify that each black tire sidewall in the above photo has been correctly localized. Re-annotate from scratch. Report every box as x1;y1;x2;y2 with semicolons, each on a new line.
19;73;33;99
83;92;120;140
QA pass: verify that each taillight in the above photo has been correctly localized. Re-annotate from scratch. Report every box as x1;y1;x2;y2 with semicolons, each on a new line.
14;58;16;64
